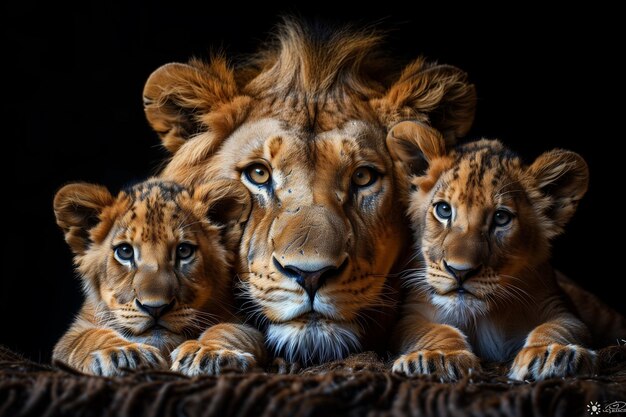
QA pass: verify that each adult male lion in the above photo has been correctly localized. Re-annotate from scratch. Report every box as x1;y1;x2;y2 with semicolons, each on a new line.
142;20;476;364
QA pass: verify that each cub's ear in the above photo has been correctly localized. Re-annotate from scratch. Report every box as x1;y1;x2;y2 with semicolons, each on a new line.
386;120;447;175
143;58;241;154
54;183;114;255
193;179;252;251
527;149;589;237
373;58;476;144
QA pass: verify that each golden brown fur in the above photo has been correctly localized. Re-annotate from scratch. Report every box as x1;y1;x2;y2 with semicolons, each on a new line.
388;121;604;381
141;20;476;363
53;178;265;376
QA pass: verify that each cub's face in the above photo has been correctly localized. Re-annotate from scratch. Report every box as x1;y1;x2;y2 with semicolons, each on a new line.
55;179;250;351
411;142;544;317
387;123;588;320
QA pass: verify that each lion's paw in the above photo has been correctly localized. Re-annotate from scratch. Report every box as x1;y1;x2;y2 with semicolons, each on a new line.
170;340;256;376
392;349;480;381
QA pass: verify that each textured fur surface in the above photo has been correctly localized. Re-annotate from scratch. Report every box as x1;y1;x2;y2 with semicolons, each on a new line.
2;345;626;417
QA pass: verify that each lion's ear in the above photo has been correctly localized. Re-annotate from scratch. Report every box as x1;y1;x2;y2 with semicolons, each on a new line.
386;120;447;175
527;150;589;238
193;179;251;251
143;59;240;154
374;59;476;144
54;183;114;255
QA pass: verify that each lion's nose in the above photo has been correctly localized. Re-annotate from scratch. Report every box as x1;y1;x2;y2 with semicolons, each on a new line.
284;265;337;300
273;257;345;301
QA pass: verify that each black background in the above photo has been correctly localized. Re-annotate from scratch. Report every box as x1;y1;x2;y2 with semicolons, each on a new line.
5;4;623;362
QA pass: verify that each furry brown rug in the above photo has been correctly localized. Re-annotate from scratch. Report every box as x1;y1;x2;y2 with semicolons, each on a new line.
1;345;625;417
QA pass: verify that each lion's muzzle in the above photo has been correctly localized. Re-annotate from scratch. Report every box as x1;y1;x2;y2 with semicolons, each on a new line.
270;204;350;300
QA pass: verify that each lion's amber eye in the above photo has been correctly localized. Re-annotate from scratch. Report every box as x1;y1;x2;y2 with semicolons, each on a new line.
114;244;134;263
176;243;195;260
433;202;453;222
245;163;271;185
493;210;513;227
352;167;378;187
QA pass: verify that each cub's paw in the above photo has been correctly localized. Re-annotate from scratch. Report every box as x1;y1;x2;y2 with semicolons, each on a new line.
82;343;167;376
392;349;480;381
509;344;596;381
170;340;256;376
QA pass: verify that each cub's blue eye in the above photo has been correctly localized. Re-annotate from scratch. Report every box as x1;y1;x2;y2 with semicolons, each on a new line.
176;243;195;260
434;202;453;221
493;210;513;227
114;244;134;262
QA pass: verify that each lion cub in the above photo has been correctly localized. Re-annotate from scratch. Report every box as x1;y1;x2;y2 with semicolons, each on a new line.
53;178;265;376
387;121;595;381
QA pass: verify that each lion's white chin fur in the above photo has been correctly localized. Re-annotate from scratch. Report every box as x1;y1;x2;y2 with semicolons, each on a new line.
266;319;361;365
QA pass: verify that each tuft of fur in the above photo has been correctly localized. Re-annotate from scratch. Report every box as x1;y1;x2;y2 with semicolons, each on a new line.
245;19;389;100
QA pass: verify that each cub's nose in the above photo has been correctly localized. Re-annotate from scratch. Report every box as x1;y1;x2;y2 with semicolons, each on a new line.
135;299;176;319
443;261;482;284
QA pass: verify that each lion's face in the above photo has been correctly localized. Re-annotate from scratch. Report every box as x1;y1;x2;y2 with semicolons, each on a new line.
55;179;250;352
201;119;407;362
142;20;477;363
